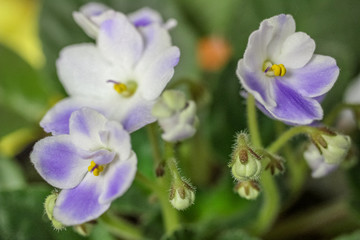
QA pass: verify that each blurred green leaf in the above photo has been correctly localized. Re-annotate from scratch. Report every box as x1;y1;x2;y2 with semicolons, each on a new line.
334;230;360;240
0;155;26;190
0;44;50;122
0;185;84;240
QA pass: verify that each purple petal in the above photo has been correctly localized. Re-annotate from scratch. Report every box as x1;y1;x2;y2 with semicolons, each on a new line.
128;7;163;27
40;98;107;135
266;79;323;124
53;175;110;225
120;99;156;132
282;55;339;98
30;135;88;189
98;13;143;70
99;153;137;204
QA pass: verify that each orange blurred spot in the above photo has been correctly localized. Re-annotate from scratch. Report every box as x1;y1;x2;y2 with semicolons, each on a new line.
197;36;232;72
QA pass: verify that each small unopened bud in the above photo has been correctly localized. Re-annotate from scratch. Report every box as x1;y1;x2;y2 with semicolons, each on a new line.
304;143;338;178
44;192;65;230
230;133;262;181
310;128;351;164
169;181;195;210
235;181;261;200
152;90;198;142
265;154;285;176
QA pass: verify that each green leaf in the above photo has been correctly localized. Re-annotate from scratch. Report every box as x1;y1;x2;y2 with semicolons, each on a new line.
334;230;360;240
0;44;50;122
0;185;84;240
0;155;26;190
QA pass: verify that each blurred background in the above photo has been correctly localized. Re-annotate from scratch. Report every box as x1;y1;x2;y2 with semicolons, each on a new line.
1;0;360;239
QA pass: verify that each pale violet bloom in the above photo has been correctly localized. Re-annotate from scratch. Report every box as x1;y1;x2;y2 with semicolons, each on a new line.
41;8;180;135
31;108;137;225
304;144;338;178
73;2;177;39
152;90;198;142
338;73;360;130
237;14;339;125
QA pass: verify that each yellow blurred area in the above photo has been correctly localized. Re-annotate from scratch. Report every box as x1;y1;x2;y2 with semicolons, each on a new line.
0;0;44;68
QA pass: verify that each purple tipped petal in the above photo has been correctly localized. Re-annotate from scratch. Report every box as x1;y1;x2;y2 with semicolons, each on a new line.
99;153;137;204
121;99;156;132
53;175;110;225
69;108;108;149
128;7;162;27
237;59;276;107
30;135;88;189
282;55;339;98
266;79;323;124
98;13;143;70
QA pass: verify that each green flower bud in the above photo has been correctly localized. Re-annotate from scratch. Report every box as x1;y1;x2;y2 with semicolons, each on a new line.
311;128;351;164
235;181;261;200
169;181;195;210
44;192;65;230
230;133;262;181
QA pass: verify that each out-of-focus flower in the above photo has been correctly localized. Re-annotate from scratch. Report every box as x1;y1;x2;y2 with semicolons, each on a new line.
73;2;177;39
309;128;351;164
31;108;137;225
40;6;180;135
230;133;262;181
152;90;198;142
235;180;260;200
304;143;338;178
0;0;44;67
236;14;339;125
197;36;232;71
338;73;360;130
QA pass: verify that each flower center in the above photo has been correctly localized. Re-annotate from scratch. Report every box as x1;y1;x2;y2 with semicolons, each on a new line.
107;80;138;97
263;61;286;77
88;160;104;176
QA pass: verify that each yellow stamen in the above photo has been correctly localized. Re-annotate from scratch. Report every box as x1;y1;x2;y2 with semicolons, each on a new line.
271;64;286;77
87;160;104;176
114;83;127;93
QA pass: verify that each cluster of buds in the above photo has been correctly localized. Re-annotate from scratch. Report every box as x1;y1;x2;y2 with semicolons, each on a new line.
169;179;196;210
152;90;198;143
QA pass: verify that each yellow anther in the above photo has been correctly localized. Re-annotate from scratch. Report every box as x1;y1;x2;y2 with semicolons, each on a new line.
87;160;104;176
98;166;104;172
93;168;100;176
88;160;96;172
114;83;127;93
271;64;286;77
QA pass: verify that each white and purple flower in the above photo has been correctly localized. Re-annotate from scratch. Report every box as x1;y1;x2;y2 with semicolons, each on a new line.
304;143;338;178
237;14;339;125
41;4;180;135
31;108;137;225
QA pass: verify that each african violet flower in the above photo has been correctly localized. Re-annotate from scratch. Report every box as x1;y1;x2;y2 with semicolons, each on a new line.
304;143;338;178
152;90;198;142
237;14;339;125
31;108;137;225
41;5;180;135
73;2;177;39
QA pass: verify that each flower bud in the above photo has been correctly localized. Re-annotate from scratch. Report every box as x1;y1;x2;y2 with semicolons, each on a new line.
44;192;65;230
235;181;261;200
304;143;338;178
152;90;198;142
230;133;262;181
310;128;351;164
169;181;195;210
264;154;285;176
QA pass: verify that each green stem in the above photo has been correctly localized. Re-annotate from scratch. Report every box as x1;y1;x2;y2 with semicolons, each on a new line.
247;94;279;235
99;212;143;240
146;124;163;166
164;142;182;180
267;125;314;154
135;172;158;193
247;95;262;147
323;103;360;126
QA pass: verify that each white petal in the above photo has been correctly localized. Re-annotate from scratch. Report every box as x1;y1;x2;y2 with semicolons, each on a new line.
98;13;144;71
56;43;116;98
104;121;131;160
275;32;315;69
